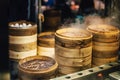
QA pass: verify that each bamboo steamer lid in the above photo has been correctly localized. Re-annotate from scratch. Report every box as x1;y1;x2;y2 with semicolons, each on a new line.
55;28;92;40
55;28;92;49
18;56;58;79
87;24;119;42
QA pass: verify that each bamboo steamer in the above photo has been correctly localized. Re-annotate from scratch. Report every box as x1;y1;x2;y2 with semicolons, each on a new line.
87;24;119;66
18;56;58;80
37;32;55;58
58;64;91;75
92;56;118;66
87;24;119;42
9;20;37;59
55;54;91;67
93;41;119;58
55;28;92;74
56;44;92;58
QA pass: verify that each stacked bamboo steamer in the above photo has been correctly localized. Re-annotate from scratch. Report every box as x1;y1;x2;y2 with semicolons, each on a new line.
9;20;37;80
87;24;119;66
55;28;92;74
37;32;55;59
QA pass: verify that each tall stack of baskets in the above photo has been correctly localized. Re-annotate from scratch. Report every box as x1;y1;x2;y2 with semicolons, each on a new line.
87;24;119;66
55;28;92;74
9;20;37;80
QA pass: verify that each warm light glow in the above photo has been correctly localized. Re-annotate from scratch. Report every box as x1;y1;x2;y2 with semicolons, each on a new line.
44;0;48;3
71;1;75;5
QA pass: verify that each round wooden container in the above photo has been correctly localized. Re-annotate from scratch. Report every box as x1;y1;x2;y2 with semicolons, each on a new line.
87;24;119;42
9;20;37;59
18;56;58;80
55;28;92;74
87;24;119;66
37;32;55;58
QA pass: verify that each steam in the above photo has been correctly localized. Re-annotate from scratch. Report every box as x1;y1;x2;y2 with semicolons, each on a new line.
84;15;119;28
84;15;104;25
58;14;119;31
58;18;86;30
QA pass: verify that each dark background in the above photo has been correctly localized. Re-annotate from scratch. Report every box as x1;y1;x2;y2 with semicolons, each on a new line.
0;0;9;71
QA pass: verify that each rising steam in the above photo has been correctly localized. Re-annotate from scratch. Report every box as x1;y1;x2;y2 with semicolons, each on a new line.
58;14;119;31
